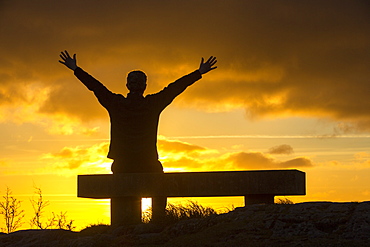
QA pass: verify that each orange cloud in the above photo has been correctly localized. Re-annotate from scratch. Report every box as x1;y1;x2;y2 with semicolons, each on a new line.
162;157;203;171
43;138;313;174
353;152;370;168
317;152;370;170
158;139;207;154
42;142;111;174
0;1;369;132
224;152;313;170
157;138;313;171
0;81;101;136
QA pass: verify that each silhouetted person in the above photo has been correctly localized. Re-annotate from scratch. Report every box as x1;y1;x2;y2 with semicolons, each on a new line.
59;50;217;222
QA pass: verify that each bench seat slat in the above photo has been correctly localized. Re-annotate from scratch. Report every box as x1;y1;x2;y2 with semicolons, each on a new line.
78;170;305;199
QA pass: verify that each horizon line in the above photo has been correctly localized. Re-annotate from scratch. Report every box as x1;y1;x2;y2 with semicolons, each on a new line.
167;134;370;139
4;134;370;142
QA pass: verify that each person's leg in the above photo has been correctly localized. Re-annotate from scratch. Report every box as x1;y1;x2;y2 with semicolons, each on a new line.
150;162;167;223
111;196;142;225
111;159;166;224
151;196;167;223
111;160;142;225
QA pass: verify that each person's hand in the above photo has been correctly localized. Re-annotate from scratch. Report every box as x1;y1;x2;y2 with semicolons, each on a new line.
198;56;217;75
59;50;78;71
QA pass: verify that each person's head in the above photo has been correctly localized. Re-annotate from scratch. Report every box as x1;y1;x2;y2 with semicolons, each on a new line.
126;70;147;94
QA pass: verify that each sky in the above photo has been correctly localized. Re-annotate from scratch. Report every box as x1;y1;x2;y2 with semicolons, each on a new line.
0;0;369;230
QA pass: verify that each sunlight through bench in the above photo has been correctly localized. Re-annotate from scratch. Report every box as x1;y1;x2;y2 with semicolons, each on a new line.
78;170;306;225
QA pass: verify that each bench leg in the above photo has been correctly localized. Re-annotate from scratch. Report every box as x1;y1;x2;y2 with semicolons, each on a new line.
111;196;142;226
151;196;167;223
244;194;274;205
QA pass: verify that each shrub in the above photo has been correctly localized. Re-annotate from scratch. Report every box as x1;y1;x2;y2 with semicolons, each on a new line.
29;187;75;230
275;197;294;204
0;187;25;233
30;187;52;229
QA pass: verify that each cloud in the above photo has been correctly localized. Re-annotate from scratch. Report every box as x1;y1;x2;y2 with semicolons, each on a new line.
353;152;370;168
268;144;294;155
158;138;218;170
44;138;212;172
162;156;203;171
42;142;111;173
0;1;369;132
43;137;313;174
158;139;207;154
280;157;313;168
317;152;370;170
157;137;313;171
225;152;313;170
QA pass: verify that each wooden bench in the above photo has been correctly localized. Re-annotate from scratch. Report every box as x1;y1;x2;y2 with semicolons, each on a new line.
78;170;306;225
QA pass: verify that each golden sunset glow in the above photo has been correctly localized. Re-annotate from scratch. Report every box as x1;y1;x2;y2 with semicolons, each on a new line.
0;1;369;230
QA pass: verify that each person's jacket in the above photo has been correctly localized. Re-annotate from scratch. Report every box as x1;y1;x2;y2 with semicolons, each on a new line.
74;67;202;172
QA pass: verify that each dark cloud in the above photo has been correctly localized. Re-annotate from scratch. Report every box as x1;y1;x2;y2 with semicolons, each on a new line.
268;144;294;155
226;152;313;169
280;157;313;168
0;0;369;131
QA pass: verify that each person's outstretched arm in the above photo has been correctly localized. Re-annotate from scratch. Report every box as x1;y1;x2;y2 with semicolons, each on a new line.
58;50;114;108
155;56;218;108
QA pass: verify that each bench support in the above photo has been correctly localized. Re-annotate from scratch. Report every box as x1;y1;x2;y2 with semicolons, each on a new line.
244;194;274;205
111;196;167;225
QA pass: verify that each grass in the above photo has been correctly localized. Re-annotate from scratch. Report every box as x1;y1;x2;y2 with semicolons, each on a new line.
143;200;220;224
164;201;219;222
79;200;221;233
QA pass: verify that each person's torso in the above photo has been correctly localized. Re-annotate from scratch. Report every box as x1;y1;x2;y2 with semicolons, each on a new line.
107;93;164;161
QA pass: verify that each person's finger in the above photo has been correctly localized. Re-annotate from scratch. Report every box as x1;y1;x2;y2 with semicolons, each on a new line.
207;56;216;64
60;52;66;59
200;57;204;66
73;54;76;60
58;60;65;65
65;50;71;58
208;56;216;64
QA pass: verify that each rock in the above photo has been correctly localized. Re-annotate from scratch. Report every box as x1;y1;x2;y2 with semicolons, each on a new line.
0;229;78;247
0;202;369;246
